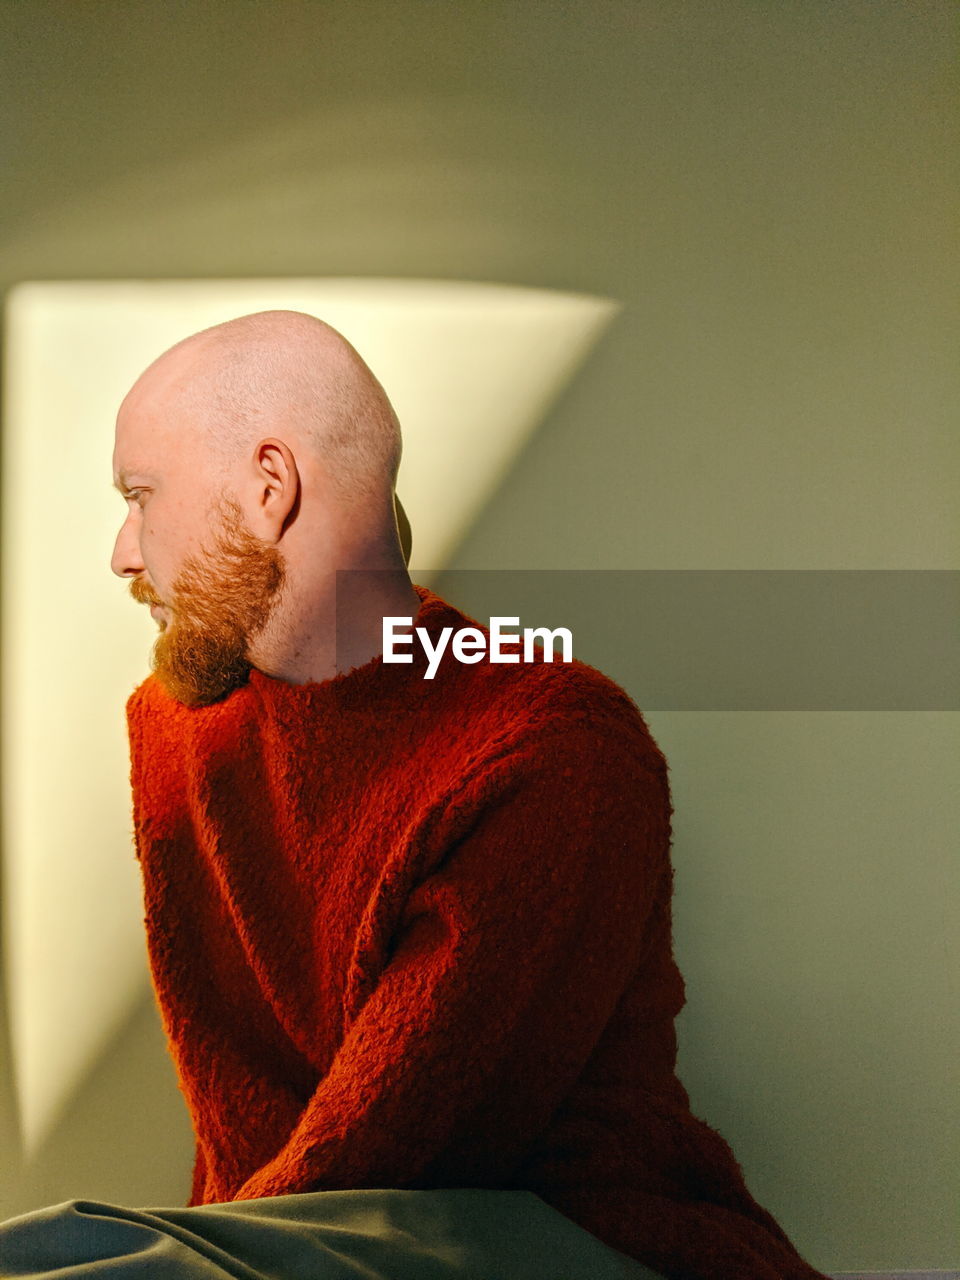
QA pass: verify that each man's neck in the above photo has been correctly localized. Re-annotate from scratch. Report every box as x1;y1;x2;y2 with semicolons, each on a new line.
247;568;422;686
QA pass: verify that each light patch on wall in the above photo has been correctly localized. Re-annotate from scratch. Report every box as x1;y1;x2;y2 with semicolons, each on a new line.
1;276;619;1157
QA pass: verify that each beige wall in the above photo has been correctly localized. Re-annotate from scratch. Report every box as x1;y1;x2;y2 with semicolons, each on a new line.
0;2;956;1272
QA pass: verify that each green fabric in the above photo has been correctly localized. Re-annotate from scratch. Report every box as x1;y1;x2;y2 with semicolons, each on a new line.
0;1187;666;1279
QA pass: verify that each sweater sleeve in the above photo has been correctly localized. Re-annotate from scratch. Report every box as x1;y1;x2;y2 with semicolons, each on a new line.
232;717;671;1200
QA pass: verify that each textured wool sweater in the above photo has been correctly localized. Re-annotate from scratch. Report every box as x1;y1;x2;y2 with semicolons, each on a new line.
126;583;828;1280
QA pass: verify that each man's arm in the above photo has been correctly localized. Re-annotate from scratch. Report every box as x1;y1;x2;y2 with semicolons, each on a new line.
232;719;671;1200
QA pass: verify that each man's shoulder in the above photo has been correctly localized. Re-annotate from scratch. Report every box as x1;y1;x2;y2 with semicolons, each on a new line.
448;648;668;776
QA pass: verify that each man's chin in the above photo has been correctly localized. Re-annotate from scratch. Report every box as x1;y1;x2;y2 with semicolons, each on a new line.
151;628;252;707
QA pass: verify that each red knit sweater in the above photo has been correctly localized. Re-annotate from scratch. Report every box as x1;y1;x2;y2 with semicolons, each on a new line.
126;583;828;1280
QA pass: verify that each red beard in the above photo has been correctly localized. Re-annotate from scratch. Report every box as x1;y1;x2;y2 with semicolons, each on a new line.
130;498;285;707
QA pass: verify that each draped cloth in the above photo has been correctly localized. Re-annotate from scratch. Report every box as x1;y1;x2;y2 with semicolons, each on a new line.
0;1187;665;1279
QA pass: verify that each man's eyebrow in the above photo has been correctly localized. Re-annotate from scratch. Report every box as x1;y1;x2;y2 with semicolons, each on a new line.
113;472;150;494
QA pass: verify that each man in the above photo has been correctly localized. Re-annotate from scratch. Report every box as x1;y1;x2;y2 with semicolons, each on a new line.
0;311;829;1280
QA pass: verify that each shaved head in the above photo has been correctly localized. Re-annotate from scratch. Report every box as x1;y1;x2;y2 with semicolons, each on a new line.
123;309;403;503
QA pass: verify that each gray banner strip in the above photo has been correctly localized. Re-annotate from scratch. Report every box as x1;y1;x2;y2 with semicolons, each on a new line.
415;570;960;710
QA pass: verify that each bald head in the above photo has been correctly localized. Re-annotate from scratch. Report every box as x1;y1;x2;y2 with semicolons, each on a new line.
122;309;403;504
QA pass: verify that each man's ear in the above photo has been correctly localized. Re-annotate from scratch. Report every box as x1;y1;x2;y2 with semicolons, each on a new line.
250;437;300;540
394;493;412;567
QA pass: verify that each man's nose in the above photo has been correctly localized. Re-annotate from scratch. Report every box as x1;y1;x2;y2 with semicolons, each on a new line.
111;513;145;578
